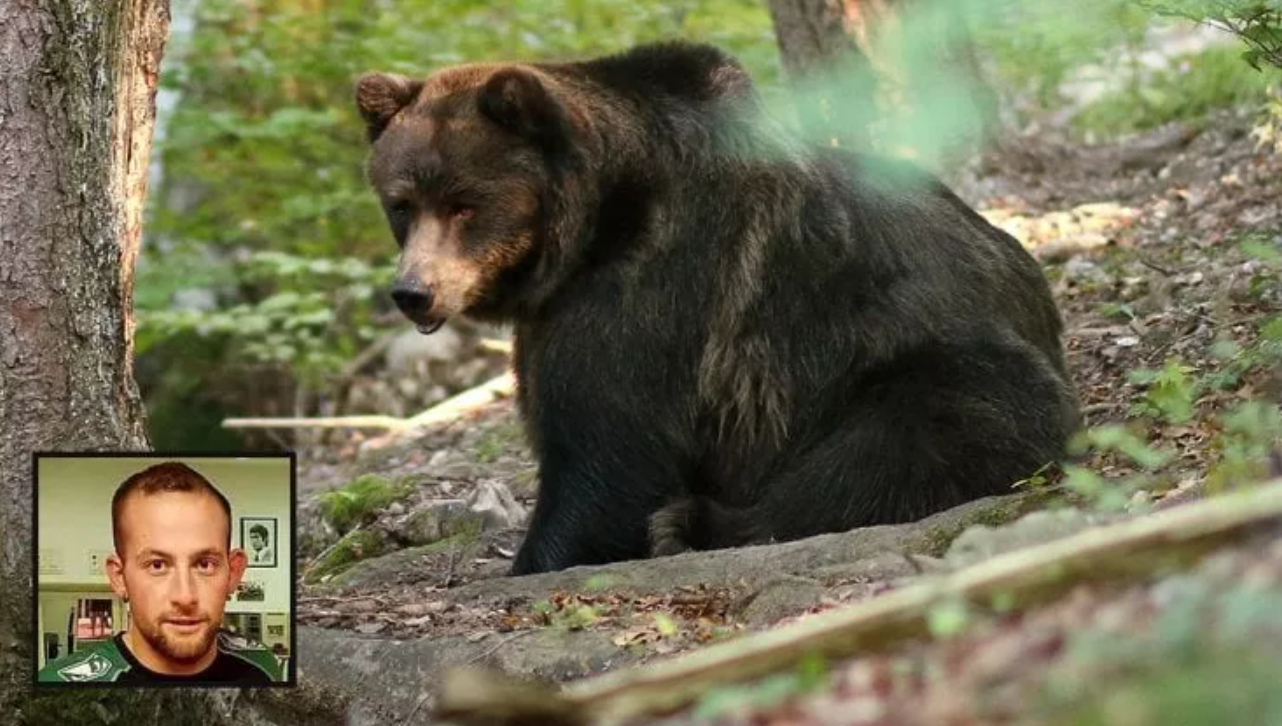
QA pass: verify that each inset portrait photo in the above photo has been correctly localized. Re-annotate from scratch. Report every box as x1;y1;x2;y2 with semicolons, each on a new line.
33;454;295;687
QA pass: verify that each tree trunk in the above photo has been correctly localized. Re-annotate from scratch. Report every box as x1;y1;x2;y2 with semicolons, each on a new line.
768;0;999;163
766;0;876;150
0;0;161;714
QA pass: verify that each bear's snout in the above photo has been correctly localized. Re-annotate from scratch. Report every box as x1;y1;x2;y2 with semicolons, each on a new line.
390;279;445;334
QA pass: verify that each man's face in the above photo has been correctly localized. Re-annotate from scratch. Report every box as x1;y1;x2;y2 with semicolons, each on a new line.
249;531;265;551
106;491;246;674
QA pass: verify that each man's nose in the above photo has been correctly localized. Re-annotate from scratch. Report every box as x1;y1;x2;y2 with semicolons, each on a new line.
170;569;198;606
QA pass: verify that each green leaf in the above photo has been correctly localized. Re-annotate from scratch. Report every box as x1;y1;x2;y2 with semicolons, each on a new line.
653;612;679;638
1087;425;1173;469
927;598;972;639
1259;317;1282;343
583;574;617;592
1241;237;1282;265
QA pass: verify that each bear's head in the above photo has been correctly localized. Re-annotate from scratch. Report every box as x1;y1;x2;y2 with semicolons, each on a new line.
356;63;589;332
356;43;765;334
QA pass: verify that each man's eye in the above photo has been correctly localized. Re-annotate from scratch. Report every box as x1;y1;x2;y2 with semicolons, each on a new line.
198;559;218;572
145;560;166;573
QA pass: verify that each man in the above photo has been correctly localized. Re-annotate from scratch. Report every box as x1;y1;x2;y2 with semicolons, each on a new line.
247;523;274;565
38;462;282;684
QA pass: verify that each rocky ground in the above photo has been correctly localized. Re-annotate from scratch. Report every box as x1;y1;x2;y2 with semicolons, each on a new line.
285;106;1282;725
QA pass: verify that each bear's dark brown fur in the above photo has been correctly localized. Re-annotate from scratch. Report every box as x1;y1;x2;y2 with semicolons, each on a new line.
356;41;1079;575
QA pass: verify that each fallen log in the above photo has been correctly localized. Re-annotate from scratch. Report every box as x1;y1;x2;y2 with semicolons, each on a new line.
221;372;516;432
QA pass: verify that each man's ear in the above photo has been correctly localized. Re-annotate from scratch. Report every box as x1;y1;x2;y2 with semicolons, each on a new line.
355;72;423;142
106;553;128;602
226;548;248;598
478;68;570;148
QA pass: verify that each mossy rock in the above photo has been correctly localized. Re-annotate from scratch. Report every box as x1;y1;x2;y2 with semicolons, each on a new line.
317;474;414;534
473;421;528;463
304;528;390;584
398;503;486;547
908;492;1049;558
326;533;482;590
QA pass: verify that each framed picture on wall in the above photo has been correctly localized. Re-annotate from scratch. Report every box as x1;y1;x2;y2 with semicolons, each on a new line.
235;581;265;602
240;517;278;568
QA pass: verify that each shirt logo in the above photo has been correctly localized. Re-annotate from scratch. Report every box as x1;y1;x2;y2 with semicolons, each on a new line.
58;653;115;682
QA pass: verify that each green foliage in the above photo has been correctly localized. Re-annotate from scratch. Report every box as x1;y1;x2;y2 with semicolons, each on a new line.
557;602;601;631
1074;44;1278;135
1073;424;1176;470
317;474;413;534
150;0;779;266
139;251;393;390
977;0;1153;109
1061;465;1137;512
1059;649;1282;726
1049;576;1282;726
530;598;600;631
1098;301;1139;322
692;652;829;719
1140;0;1282;70
583;573;619;592
1068;327;1282;510
927;597;974;639
138;331;256;451
140;0;780;443
1206;400;1282;492
1251;85;1282;150
473;422;525;464
1127;357;1201;424
1239;233;1282;265
1205;238;1282;386
1061;424;1176;512
1013;462;1059;491
653;611;680;637
1207;320;1282;391
304;528;387;582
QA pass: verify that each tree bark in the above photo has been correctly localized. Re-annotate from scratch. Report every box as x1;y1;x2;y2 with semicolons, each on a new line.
0;0;162;713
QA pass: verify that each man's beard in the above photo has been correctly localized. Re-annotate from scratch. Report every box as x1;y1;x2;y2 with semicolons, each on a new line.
136;616;217;665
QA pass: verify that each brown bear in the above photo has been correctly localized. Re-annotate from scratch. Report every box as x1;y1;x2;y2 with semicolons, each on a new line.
355;41;1079;575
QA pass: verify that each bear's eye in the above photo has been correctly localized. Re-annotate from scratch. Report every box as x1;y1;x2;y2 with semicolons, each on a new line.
449;204;475;222
387;200;413;220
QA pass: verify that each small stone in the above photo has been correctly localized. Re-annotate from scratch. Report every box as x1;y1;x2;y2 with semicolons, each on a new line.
1064;258;1100;281
396;602;433;617
343;599;380;614
467;480;527;530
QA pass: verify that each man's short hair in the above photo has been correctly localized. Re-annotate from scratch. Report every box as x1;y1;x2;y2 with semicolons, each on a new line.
111;462;233;554
250;524;269;540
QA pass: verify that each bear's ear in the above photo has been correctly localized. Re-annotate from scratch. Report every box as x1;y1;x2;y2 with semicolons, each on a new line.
478;68;569;147
355;72;423;142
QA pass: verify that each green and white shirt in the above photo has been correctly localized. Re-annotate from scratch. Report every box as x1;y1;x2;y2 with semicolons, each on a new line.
37;630;283;684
